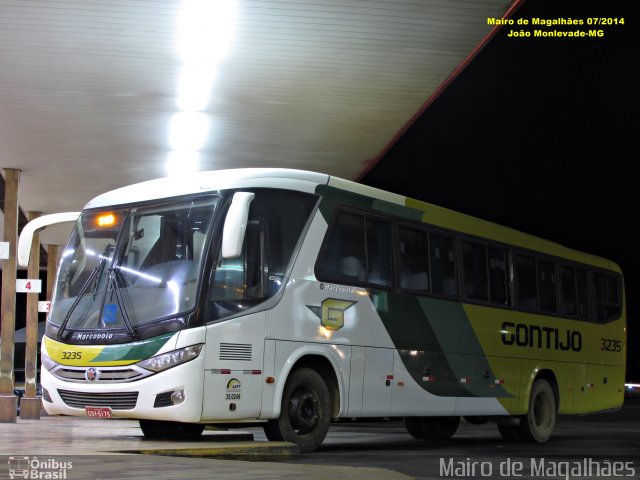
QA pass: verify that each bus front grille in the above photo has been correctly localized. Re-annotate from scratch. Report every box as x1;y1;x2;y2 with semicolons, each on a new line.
50;365;152;383
58;389;139;410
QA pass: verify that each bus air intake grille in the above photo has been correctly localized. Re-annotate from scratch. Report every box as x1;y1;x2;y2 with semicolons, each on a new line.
154;391;174;408
57;389;139;410
219;343;252;361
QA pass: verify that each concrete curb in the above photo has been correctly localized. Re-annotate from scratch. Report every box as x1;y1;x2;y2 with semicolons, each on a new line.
120;441;300;459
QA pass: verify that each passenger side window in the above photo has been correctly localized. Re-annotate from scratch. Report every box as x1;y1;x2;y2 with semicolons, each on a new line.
461;241;509;305
429;233;457;296
515;253;537;309
537;259;558;313
320;212;365;281
366;218;392;287
560;265;577;316
462;240;488;301
576;269;590;319
594;272;621;322
488;247;509;305
316;211;392;287
398;225;429;292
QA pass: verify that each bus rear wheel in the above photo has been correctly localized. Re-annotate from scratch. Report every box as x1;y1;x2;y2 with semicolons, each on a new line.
139;419;204;440
518;378;556;442
263;368;331;453
404;416;460;440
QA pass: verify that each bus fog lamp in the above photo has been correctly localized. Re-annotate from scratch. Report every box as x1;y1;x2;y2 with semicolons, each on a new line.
138;344;203;373
171;390;185;405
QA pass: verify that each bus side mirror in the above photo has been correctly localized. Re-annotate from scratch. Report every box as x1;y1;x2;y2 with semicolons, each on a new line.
221;192;255;259
17;212;81;267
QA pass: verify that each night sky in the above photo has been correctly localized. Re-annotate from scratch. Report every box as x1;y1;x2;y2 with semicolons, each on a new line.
361;0;640;381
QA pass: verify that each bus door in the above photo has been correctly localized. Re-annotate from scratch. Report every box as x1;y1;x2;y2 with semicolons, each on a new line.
201;221;267;420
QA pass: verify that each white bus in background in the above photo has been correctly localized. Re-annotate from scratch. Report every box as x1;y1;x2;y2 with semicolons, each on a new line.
19;168;626;452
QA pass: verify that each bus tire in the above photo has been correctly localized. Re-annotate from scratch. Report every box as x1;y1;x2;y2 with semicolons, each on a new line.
404;417;428;439
263;367;331;452
518;378;556;442
404;416;460;440
139;419;204;440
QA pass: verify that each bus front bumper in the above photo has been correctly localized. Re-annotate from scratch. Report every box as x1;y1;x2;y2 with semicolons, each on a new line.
40;356;205;423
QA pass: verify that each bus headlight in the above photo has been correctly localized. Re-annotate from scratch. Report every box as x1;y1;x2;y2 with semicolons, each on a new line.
41;353;58;372
137;344;203;373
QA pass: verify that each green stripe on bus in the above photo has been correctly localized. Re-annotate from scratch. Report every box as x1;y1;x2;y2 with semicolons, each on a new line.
92;333;174;362
375;291;511;398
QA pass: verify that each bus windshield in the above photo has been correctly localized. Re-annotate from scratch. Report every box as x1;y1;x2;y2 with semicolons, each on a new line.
50;197;218;334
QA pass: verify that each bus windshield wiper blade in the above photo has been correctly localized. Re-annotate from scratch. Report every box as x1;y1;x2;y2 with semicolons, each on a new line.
110;268;139;340
57;263;101;340
58;244;113;340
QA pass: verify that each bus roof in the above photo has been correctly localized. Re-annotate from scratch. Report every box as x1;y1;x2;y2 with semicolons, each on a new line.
84;168;619;272
84;168;330;210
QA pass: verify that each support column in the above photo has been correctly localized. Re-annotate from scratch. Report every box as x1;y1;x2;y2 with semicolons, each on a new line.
20;211;41;419
0;168;20;422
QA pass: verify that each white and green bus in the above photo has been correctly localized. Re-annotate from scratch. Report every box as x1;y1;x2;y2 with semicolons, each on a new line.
19;168;626;452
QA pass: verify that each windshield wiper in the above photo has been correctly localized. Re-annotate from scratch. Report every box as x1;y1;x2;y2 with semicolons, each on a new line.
109;267;139;340
57;262;102;340
57;244;112;340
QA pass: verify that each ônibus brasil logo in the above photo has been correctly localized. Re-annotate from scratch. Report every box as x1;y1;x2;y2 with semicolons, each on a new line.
8;456;73;479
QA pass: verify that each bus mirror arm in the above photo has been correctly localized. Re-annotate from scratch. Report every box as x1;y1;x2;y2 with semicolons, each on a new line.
221;192;255;259
17;212;81;267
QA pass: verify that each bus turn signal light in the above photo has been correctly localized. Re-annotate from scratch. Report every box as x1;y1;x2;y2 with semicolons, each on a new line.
97;213;116;227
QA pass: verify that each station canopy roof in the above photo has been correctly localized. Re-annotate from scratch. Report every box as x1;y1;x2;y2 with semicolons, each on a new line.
0;0;514;254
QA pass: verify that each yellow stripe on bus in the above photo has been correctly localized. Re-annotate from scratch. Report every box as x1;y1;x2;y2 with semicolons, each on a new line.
43;336;138;367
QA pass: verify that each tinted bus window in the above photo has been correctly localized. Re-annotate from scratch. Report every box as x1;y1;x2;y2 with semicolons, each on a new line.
429;233;457;296
317;212;365;281
537;259;558;313
560;265;577;316
316;211;391;288
398;225;429;292
515;254;537;309
462;240;488;301
594;272;621;321
576;269;590;319
366;218;392;287
488;247;508;305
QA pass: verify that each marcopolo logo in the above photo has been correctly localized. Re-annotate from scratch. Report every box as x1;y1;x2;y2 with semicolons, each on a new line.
8;456;73;479
74;332;113;341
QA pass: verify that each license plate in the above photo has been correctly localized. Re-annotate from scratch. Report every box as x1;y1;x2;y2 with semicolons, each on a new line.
85;406;113;418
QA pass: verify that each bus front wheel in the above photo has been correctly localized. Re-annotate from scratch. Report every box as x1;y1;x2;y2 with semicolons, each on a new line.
263;367;331;453
139;419;204;440
519;378;556;442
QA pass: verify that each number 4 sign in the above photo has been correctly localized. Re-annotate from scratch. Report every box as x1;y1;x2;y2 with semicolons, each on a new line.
16;279;42;293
